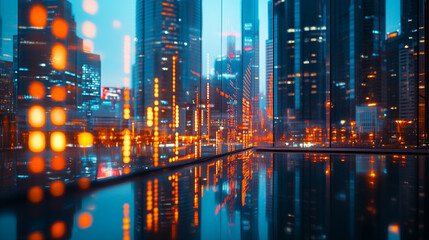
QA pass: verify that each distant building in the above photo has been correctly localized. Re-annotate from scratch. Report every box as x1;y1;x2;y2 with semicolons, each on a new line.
398;44;416;121
80;52;101;118
0;60;14;114
356;105;385;134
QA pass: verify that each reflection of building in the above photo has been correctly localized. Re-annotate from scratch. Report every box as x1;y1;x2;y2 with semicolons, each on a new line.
134;171;200;239
134;0;201;136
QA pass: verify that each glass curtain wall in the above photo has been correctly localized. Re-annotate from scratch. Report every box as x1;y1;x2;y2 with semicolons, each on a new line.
0;0;272;203
274;0;428;149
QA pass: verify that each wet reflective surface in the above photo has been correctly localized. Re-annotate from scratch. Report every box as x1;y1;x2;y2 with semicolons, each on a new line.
0;150;428;239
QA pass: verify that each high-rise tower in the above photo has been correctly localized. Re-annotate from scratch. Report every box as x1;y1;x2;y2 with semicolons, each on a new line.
134;0;201;136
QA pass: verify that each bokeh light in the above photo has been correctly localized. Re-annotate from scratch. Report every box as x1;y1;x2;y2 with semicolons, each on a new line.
123;167;131;174
83;39;94;53
29;81;45;99
50;132;66;152
28;156;45;174
29;4;47;28
78;177;91;190
51;156;66;171
28;105;46;128
50;221;66;239
52;18;69;39
50;107;66;126
28;232;44;240
28;186;44;203
82;21;97;38
113;20;122;29
50;181;65;197
51;44;67;70
29;131;46;153
78;132;94;147
83;0;98;15
78;212;93;229
50;86;67;102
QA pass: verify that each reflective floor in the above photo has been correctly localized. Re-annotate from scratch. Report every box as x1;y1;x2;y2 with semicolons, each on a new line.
0;150;428;239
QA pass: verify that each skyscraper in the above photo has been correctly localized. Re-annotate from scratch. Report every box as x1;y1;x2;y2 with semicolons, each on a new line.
134;0;201;136
274;0;329;145
16;0;82;131
242;0;260;145
80;52;101;118
266;0;274;120
331;0;387;145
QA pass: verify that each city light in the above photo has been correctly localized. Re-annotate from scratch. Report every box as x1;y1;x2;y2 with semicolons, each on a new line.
28;81;45;99
51;156;66;171
50;107;66;126
29;131;46;153
78;132;94;147
29;4;47;28
50;132;66;152
52;18;69;39
27;186;44;203
28;156;45;174
78;212;93;229
50;180;65;197
51;44;67;70
28;106;46;128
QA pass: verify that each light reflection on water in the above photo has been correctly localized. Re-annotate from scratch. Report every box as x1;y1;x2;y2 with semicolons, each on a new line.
0;151;428;240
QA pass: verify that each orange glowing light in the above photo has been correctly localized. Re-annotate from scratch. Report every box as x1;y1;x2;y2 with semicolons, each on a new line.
52;18;69;39
29;131;46;153
51;156;66;171
123;167;131;174
28;232;44;240
82;21;97;38
28;105;46;128
78;212;93;229
29;81;45;99
123;157;130;164
30;4;47;28
50;132;66;152
83;0;98;15
51;86;66;101
28;186;44;203
51;44;67;70
28;156;45;174
78;177;91;190
389;224;400;234
50;221;66;239
50;181;65;197
50;107;66;126
78;132;94;147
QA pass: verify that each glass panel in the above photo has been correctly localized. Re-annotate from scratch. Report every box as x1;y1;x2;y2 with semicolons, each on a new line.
419;0;428;148
331;0;419;148
273;0;330;148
